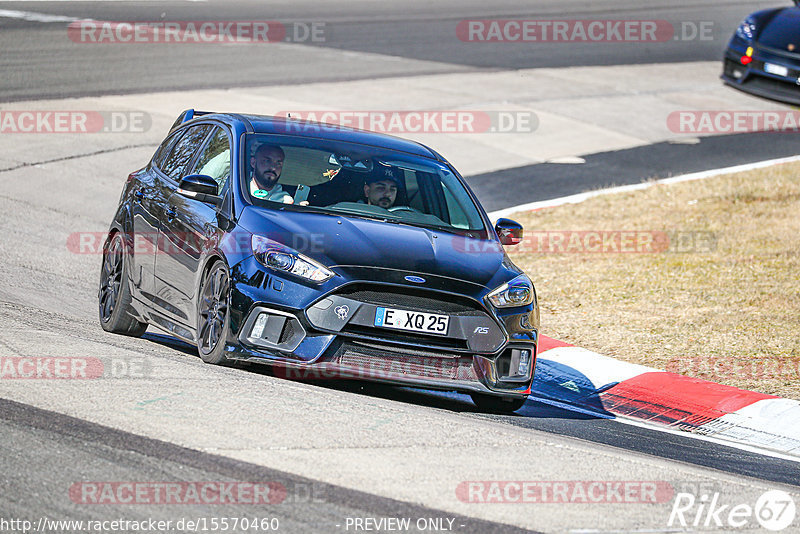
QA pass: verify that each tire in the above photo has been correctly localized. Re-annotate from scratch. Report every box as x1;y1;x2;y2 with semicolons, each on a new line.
470;393;527;414
196;260;231;365
98;232;148;337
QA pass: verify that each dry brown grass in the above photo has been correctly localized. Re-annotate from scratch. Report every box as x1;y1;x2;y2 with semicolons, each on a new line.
509;162;800;399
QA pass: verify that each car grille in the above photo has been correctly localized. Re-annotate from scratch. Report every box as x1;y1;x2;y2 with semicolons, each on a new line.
317;284;504;354
334;285;486;316
332;341;478;382
342;324;469;350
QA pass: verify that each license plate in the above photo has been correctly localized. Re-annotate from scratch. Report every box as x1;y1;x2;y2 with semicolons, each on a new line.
374;307;449;336
765;62;789;77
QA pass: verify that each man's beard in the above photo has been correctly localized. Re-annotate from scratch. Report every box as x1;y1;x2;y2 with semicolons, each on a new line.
376;197;392;208
254;169;278;190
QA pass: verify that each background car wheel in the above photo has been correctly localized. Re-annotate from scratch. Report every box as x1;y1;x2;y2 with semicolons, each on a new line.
470;393;527;414
98;232;148;337
197;261;231;365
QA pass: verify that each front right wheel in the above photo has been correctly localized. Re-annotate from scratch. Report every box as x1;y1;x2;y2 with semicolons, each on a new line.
470;393;527;414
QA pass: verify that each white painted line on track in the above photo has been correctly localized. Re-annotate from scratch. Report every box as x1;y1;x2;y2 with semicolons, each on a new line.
488;154;800;221
0;0;207;23
0;9;79;22
9;1;205;3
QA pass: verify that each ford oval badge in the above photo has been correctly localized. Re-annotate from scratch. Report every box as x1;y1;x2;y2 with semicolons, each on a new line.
405;275;426;284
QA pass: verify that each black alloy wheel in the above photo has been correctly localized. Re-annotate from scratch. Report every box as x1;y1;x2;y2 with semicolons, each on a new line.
197;261;231;364
98;232;148;336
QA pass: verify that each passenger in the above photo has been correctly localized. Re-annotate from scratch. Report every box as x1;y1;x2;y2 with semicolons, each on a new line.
250;143;293;203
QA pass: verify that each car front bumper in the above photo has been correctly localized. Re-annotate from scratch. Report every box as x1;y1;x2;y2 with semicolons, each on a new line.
722;45;800;105
224;261;538;398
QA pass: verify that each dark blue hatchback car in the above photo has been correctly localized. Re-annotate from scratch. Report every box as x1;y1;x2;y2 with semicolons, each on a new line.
99;110;539;413
722;0;800;105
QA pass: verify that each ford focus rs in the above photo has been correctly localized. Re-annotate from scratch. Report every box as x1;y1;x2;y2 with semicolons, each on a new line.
98;110;539;413
722;0;800;105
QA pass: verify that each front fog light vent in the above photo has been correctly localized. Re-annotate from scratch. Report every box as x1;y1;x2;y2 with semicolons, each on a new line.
497;348;533;382
250;313;288;343
240;307;306;353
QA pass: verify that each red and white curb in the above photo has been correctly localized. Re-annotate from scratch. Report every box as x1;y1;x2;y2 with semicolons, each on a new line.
533;335;800;459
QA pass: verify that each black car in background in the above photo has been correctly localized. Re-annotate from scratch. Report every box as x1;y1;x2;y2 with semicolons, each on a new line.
98;110;539;413
722;0;800;105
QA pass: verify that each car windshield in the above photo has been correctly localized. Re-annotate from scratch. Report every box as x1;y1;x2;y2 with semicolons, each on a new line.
242;134;487;234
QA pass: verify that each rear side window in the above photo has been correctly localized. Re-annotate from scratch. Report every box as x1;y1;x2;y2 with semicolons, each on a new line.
152;131;183;170
160;124;213;181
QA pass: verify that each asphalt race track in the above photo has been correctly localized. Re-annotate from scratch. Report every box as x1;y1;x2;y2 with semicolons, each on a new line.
1;1;799;533
0;0;789;100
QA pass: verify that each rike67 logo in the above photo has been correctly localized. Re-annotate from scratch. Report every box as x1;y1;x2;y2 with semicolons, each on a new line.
669;489;796;531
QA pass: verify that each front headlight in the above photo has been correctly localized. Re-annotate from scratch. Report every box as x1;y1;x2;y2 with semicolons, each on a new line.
251;235;334;283
486;274;534;308
736;18;756;41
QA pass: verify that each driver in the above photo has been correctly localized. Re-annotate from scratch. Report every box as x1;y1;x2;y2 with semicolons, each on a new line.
363;166;402;209
250;143;293;203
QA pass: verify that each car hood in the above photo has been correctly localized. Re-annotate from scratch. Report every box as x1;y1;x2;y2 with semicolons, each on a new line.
758;8;800;51
238;207;508;288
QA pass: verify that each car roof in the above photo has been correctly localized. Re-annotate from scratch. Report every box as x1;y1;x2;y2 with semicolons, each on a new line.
193;112;442;160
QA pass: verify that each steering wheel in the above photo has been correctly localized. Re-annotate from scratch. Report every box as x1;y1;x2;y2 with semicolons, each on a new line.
388;205;417;213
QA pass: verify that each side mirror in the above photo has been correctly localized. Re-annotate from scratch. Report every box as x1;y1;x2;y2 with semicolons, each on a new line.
495;218;523;246
177;174;222;206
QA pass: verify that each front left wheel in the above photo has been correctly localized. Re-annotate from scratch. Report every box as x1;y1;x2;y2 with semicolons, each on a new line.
98;232;148;337
197;261;231;365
